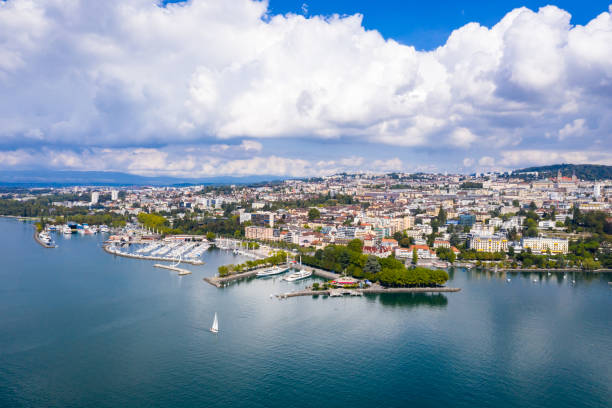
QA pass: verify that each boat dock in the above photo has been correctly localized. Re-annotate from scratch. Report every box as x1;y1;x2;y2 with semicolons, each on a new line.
153;263;192;276
276;286;461;299
102;245;204;265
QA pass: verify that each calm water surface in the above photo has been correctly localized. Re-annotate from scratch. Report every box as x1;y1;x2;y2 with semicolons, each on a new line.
0;218;610;407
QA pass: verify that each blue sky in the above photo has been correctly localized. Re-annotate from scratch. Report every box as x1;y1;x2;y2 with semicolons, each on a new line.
266;0;612;49
0;0;611;177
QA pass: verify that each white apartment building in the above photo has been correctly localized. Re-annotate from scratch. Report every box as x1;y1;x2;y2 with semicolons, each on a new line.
90;192;99;205
521;237;568;254
538;220;556;229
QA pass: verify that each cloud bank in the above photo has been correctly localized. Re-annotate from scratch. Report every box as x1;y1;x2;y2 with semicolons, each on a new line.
0;0;611;175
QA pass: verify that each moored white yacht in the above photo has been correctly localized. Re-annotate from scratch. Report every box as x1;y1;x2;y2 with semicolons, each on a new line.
38;231;55;247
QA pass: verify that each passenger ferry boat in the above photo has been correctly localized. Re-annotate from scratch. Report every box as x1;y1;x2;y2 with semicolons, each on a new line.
283;269;312;282
256;265;288;277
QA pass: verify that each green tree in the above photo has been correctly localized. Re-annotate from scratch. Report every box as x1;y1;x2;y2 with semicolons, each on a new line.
347;239;363;253
206;231;216;241
363;255;381;274
412;247;418;265
308;208;321;221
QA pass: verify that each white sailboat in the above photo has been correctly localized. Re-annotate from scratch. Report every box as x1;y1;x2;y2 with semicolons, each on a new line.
210;313;219;334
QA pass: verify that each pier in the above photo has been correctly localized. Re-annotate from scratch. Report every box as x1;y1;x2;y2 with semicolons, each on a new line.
153;263;192;276
102;245;204;265
276;286;461;299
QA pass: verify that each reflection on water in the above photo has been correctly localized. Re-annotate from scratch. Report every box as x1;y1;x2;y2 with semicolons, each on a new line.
369;292;448;309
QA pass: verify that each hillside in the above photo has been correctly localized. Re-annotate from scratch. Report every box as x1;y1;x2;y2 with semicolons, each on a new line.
514;164;612;180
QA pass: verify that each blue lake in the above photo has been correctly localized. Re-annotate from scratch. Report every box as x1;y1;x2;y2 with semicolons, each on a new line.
0;218;610;407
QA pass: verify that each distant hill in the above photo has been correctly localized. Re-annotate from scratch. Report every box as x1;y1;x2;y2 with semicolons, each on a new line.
0;170;285;187
514;164;612;181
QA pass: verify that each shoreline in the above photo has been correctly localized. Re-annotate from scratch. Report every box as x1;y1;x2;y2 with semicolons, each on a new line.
497;268;612;273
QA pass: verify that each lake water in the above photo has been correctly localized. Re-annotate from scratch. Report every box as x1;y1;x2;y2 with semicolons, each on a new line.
0;218;611;407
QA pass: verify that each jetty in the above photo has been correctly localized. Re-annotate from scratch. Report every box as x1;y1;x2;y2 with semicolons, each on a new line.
204;269;260;287
153;263;192;276
102;245;204;265
276;285;461;299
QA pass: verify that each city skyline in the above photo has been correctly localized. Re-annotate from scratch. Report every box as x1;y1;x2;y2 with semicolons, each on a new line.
1;0;612;177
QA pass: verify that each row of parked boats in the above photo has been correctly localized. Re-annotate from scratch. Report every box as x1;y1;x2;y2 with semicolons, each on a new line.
47;223;110;235
124;240;210;262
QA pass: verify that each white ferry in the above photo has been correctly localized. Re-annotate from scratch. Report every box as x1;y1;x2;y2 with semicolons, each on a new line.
257;265;288;277
283;269;312;282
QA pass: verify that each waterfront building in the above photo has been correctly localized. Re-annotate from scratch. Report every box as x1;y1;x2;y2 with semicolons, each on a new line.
521;237;569;254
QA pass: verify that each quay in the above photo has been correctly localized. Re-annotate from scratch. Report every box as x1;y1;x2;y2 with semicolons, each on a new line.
102;244;204;265
153;263;192;276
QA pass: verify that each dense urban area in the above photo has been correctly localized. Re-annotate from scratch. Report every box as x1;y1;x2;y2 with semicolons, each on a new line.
2;167;611;287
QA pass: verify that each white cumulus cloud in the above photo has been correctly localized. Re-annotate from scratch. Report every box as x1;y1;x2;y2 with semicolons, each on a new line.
0;0;611;175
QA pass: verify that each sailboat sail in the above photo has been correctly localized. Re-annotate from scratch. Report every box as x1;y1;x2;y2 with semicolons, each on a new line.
211;313;219;333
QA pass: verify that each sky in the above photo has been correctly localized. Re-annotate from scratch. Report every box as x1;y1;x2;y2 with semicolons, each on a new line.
0;0;611;178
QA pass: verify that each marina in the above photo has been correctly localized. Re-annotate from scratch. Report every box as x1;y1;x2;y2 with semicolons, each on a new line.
103;244;205;265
